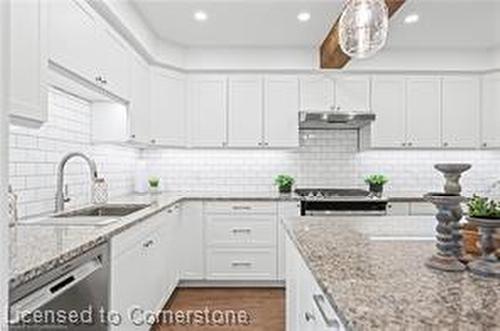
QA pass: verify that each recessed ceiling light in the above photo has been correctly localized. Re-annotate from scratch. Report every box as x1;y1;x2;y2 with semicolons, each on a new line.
194;11;208;22
297;12;311;22
404;14;419;24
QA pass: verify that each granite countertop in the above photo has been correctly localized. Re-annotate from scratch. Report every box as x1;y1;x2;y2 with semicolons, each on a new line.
9;191;297;289
283;216;500;330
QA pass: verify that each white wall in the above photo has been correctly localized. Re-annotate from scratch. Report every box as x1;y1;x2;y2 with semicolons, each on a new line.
144;130;500;198
0;0;9;328
9;89;139;219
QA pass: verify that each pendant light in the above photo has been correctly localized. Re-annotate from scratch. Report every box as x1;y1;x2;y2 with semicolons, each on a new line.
339;0;389;59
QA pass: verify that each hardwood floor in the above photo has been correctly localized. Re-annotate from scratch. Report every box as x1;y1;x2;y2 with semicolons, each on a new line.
152;288;285;331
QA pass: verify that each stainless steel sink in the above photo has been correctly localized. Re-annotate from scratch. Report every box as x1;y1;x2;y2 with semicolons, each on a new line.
53;204;150;218
20;204;151;227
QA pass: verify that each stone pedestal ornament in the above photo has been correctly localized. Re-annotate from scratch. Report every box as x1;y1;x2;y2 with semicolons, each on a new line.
424;193;467;272
466;217;500;278
434;163;472;195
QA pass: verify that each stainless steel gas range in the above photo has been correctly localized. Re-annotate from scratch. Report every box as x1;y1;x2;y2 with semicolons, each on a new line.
295;188;388;216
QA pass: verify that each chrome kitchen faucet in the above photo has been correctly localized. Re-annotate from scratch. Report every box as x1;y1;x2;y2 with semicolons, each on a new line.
55;152;98;212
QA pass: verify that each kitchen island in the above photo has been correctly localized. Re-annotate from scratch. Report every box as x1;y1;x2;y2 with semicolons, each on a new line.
283;216;500;330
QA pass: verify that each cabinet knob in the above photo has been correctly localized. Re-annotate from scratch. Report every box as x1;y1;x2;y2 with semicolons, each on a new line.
483;143;488;148
401;142;406;147
222;142;227;147
264;142;269;146
443;142;449;147
130;134;136;139
407;142;413;147
258;142;262;146
150;139;156;144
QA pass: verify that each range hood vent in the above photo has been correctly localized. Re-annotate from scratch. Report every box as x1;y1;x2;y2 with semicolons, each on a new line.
299;111;376;130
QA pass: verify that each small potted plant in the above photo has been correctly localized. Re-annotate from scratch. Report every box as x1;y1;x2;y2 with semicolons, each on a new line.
364;174;389;197
148;176;161;195
464;195;500;256
275;175;295;195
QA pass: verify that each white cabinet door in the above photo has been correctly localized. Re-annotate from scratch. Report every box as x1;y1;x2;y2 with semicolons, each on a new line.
97;27;131;100
299;75;334;111
189;75;227;147
481;73;500;148
264;75;299;148
406;77;441;148
150;69;186;146
9;0;48;126
371;76;406;148
442;76;480;149
48;0;97;83
180;201;205;280
129;55;151;144
335;75;371;112
228;76;263;147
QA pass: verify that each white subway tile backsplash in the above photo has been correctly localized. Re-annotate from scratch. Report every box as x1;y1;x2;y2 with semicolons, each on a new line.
9;89;139;219
143;130;500;197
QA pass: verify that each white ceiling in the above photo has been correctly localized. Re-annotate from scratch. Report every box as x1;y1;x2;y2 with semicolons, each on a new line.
130;0;500;50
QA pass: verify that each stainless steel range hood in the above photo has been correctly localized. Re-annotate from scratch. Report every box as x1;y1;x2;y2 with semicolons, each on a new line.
299;111;376;130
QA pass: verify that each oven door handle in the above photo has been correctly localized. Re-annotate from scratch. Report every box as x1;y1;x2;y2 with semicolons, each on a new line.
9;258;102;324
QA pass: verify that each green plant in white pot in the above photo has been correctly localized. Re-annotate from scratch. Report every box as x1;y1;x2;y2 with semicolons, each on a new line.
148;176;161;195
364;174;389;197
275;175;295;194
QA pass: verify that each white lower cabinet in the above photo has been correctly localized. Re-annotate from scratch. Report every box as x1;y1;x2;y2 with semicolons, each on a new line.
110;205;180;331
207;248;277;280
204;201;280;281
286;236;345;331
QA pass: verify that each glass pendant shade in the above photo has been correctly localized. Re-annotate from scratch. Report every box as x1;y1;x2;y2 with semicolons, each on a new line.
339;0;389;59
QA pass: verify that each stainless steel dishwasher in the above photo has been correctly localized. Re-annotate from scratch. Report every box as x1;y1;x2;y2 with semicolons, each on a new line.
9;243;110;331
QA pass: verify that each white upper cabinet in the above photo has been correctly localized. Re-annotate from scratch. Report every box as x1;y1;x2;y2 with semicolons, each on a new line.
371;76;406;148
482;73;500;148
335;75;371;112
150;69;186;147
188;75;227;148
129;55;151;144
264;75;300;148
9;0;48;127
48;0;96;83
227;76;263;147
48;0;130;100
96;27;131;100
406;77;441;148
299;75;334;111
441;76;480;149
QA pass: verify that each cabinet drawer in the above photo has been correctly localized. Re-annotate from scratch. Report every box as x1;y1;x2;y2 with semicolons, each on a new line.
207;248;277;280
111;205;179;259
206;214;276;247
204;201;276;214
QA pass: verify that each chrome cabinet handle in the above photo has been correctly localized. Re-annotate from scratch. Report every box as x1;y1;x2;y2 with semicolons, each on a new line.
313;295;340;329
231;228;252;234
231;261;252;267
232;206;251;210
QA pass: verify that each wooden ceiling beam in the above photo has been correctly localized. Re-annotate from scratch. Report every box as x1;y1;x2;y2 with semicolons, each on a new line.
320;0;406;69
